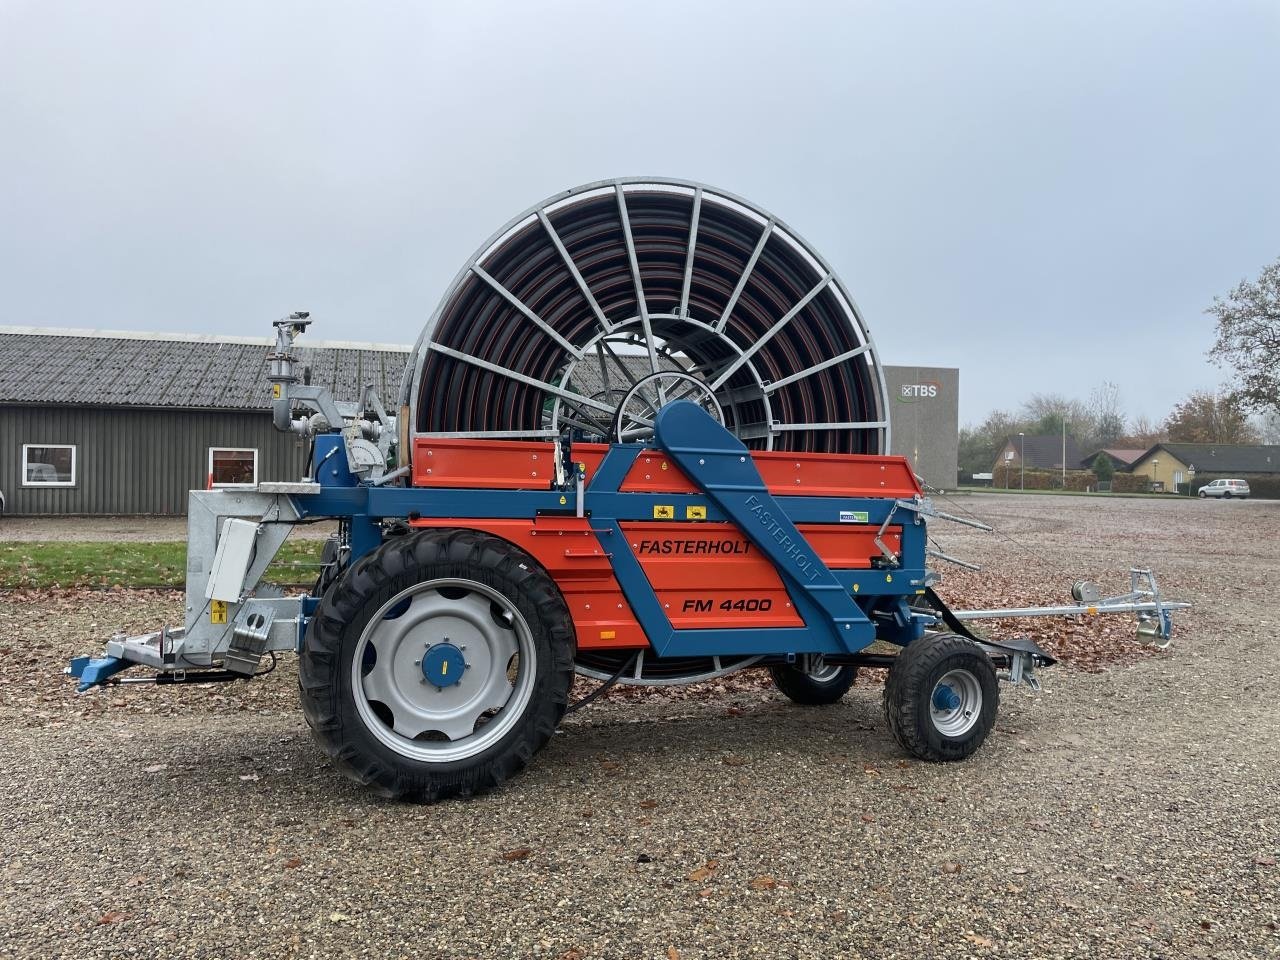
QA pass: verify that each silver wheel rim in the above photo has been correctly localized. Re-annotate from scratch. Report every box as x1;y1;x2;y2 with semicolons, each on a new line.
930;668;983;737
351;578;536;762
807;663;844;684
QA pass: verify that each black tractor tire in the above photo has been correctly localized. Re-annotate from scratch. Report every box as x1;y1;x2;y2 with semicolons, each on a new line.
299;529;575;802
769;663;858;705
883;633;999;762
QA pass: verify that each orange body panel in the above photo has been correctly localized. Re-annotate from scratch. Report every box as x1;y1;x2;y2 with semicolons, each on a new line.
619;522;802;628
408;516;644;650
411;437;922;499
412;440;610;490
619;449;922;498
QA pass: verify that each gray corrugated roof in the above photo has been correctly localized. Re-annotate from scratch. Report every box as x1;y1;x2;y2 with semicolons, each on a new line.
0;328;411;410
1146;442;1280;474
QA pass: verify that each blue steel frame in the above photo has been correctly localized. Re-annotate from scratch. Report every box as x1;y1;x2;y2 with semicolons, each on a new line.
296;405;931;659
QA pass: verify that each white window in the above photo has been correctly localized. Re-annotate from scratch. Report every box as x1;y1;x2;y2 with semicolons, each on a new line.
208;448;258;488
1174;470;1184;486
22;444;76;486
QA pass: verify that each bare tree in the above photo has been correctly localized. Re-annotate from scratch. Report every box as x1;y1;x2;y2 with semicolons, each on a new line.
1253;410;1280;444
1122;415;1166;449
1089;381;1127;447
1019;393;1095;443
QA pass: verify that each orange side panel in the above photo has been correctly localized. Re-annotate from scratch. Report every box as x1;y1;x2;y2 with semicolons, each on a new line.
412;437;921;500
619;522;802;628
412;439;609;490
795;524;901;569
408;517;644;650
619;449;922;499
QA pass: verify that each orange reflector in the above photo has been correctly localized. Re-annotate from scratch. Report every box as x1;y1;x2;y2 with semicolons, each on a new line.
599;630;617;640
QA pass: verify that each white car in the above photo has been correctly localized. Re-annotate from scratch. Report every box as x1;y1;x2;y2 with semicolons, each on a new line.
1197;478;1250;499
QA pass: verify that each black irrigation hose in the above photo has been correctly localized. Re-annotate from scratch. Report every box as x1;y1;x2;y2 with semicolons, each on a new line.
413;182;885;454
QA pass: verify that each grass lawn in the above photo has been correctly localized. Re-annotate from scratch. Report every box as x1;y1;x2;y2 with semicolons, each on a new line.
0;540;324;589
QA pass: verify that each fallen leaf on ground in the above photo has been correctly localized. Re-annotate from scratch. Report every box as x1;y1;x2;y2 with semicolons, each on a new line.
963;932;995;948
639;799;658;810
97;911;131;925
723;755;747;767
283;857;302;869
143;764;167;774
687;860;718;882
749;875;777;890
238;773;260;782
501;848;532;861
941;862;962;874
329;912;350;923
1254;855;1276;866
667;948;681;960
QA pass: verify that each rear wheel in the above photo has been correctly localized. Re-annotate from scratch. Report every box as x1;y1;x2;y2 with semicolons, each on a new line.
299;529;574;801
1223;491;1233;499
883;633;998;761
769;661;858;705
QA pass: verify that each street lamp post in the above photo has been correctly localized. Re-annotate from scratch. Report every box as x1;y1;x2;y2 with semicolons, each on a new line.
1152;459;1159;493
1018;432;1025;491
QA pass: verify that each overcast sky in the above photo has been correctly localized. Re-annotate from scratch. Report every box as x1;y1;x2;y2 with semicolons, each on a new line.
2;1;1276;426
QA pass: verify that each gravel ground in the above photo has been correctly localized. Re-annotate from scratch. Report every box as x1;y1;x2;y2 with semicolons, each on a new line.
1;494;1277;959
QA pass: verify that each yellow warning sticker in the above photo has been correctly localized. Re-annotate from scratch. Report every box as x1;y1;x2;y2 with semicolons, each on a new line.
653;504;674;519
685;505;707;520
210;600;227;624
271;383;282;399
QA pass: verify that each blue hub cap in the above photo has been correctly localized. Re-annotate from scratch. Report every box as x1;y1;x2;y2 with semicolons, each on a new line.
421;642;467;688
932;683;961;712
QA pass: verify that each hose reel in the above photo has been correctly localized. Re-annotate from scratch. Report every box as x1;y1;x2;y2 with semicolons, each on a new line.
403;178;889;454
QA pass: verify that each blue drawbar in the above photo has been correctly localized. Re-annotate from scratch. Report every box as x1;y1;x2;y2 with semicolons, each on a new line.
68;655;133;693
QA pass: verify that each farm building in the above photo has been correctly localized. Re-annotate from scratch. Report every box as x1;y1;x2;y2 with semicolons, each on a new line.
0;327;408;516
0;326;959;514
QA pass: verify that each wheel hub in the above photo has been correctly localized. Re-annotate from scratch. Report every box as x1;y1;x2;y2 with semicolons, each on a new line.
932;684;961;712
421;641;467;688
929;668;982;737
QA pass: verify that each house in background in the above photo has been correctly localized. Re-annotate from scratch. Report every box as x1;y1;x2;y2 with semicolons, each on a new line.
993;434;1084;475
1078;447;1146;472
1129;443;1280;492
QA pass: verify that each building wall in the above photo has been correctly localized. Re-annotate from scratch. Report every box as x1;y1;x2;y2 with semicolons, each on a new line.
1129;452;1191;492
1;404;306;515
882;366;960;491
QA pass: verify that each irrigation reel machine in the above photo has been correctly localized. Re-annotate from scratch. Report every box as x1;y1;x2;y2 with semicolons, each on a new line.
69;179;1188;800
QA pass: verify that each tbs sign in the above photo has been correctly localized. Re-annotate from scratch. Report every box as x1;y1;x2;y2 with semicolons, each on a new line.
897;381;940;403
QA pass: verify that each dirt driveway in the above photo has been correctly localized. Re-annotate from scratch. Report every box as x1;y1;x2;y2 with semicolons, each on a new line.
0;494;1276;958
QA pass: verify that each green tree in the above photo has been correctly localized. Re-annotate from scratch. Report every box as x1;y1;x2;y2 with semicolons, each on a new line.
1164;391;1258;444
1208;257;1280;413
1091;452;1115;482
